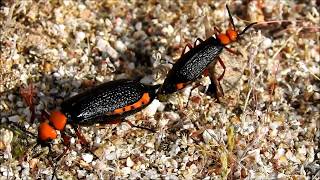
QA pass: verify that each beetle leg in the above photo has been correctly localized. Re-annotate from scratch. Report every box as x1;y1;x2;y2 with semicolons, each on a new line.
224;46;243;56
213;27;221;38
61;132;72;146
207;76;224;101
102;119;123;125
70;126;99;159
214;27;221;33
73;125;89;145
194;38;204;46
185;83;202;107
203;68;210;77
126;120;155;132
20;83;36;123
98;119;155;132
206;63;224;100
181;43;193;56
51;147;69;180
217;56;226;81
95;119;154;132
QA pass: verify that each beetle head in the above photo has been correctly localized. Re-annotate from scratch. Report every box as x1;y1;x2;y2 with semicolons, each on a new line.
217;5;257;45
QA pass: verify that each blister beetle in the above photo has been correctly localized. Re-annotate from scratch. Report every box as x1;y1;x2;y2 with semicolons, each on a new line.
38;79;160;142
158;5;257;95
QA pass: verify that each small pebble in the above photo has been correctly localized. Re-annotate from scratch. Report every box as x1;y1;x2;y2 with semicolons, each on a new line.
261;37;272;50
77;169;86;179
142;99;160;117
135;22;142;31
75;31;86;44
126;157;135;167
114;40;127;52
8;115;20;123
105;152;117;161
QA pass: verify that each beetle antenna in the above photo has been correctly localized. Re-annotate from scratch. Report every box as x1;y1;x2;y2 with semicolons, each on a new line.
226;5;236;30
238;22;257;36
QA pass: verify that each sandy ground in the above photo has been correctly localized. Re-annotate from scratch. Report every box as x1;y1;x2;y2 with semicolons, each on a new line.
0;1;319;179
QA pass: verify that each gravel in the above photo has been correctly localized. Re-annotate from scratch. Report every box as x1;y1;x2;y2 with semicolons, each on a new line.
0;1;319;179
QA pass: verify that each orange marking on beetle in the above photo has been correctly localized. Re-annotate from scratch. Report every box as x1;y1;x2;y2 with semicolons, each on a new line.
227;29;238;42
218;34;231;45
176;83;185;90
111;93;151;115
124;106;131;111
132;101;142;109
113;108;124;114
49;111;67;130
38;122;57;141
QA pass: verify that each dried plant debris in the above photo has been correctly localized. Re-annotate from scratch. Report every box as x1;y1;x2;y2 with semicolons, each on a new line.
0;0;319;179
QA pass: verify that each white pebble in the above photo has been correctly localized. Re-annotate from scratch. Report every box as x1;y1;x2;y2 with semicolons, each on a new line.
94;160;107;171
105;152;117;160
135;22;142;31
127;62;135;70
78;4;86;11
7;94;14;101
3;7;10;16
162;25;174;35
261;37;272;50
82;153;93;163
114;18;124;33
53;72;61;78
274;148;285;159
285;150;301;163
16;101;24;107
269;121;280;130
105;18;113;28
8;115;20;123
298;146;307;156
175;35;181;44
157;101;165;112
70;137;76;144
96;38;108;52
146;148;154;155
121;167;131;175
114;40;127;52
170;144;181;155
75;31;86;44
94;136;101;146
126;157;134;167
143;99;160;117
106;43;119;59
145;141;154;148
80;54;88;63
77;169;86;179
95;75;105;83
12;53;20;60
139;75;153;84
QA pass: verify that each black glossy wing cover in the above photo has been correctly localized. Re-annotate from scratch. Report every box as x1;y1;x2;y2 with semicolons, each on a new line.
172;37;223;82
61;79;158;125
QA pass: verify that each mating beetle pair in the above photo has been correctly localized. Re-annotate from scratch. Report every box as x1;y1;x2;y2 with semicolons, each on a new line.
38;5;256;143
38;79;159;142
